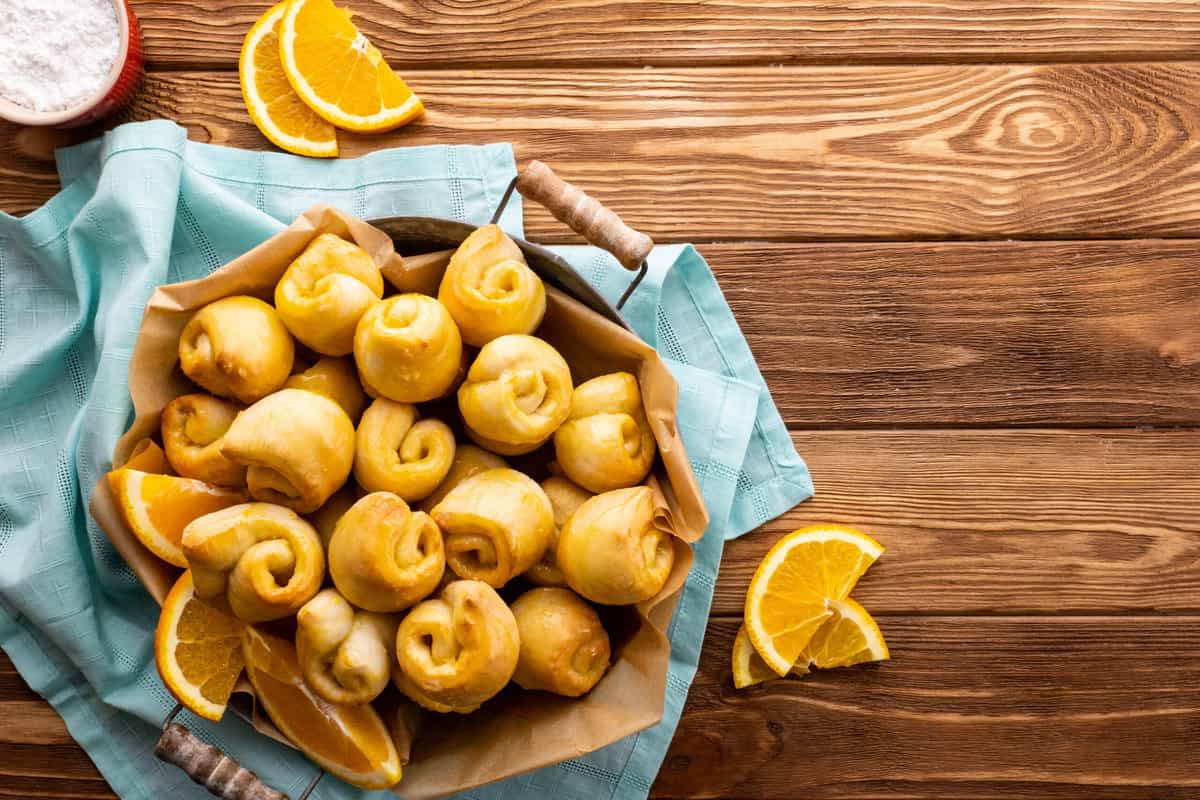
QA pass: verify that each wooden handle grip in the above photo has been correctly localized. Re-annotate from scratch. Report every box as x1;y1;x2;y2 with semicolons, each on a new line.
517;160;653;269
155;723;288;800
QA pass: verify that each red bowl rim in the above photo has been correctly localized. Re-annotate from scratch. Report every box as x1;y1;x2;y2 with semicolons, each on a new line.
0;0;135;126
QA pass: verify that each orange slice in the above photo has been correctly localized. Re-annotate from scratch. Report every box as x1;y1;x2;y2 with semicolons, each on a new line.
242;626;403;789
805;597;889;670
241;1;339;157
280;0;424;133
744;524;883;675
155;571;245;720
108;469;246;567
122;438;170;474
731;624;804;689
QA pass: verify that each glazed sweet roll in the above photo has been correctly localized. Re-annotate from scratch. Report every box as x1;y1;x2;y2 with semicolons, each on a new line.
220;388;355;514
328;492;445;613
525;477;592;588
430;468;553;588
354;294;463;403
160;393;246;487
296;588;398;704
511;587;610;697
181;502;324;622
417;445;506;513
557;486;675;605
353;398;455;503
178;296;294;403
553;372;656;493
392;580;519;713
457;334;572;455
274;233;384;356
437;224;546;346
284;356;367;423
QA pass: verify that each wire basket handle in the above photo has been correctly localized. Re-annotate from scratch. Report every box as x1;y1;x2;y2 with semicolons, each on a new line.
154;706;324;800
516;160;654;270
156;722;287;800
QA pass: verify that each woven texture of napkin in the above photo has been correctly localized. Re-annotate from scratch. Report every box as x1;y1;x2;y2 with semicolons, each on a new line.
0;120;812;800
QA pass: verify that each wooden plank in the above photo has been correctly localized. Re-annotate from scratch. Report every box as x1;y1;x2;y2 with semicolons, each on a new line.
7;64;1200;240
715;240;1200;428
0;742;113;798
711;429;1200;615
130;1;1200;70
652;617;1200;799
7;612;1200;799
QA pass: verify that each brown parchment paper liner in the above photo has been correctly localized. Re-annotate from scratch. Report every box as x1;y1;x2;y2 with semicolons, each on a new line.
88;206;709;800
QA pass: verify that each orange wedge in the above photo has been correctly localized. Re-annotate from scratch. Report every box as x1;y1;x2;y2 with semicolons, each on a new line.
744;525;883;675
805;597;889;669
122;438;170;474
241;1;339;157
155;571;245;720
108;469;246;567
242;626;403;789
279;0;424;133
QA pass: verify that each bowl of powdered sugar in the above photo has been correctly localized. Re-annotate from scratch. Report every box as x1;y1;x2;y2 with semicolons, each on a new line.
0;0;143;127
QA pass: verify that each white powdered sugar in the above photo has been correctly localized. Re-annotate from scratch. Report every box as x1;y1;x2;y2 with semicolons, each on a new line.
0;0;121;112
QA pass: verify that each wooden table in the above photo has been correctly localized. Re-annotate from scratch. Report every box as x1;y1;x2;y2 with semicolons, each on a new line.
3;2;1200;798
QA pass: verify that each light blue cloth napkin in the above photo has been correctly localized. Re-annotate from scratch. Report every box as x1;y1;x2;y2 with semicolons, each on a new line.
0;120;812;800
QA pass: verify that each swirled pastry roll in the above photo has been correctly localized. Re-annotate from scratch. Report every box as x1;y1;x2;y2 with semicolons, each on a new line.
418;445;506;513
431;468;553;588
328;492;445;613
558;486;675;605
160;393;246;487
553;372;656;493
393;580;519;713
354;399;455;503
275;234;384;356
285;356;367;423
457;335;572;455
511;587;610;697
220;388;355;514
354;294;463;403
178;296;294;404
525;476;592;588
437;224;546;347
182;502;324;622
296;588;398;704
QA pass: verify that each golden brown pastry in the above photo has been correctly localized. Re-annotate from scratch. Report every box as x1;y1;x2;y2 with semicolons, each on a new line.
328;492;445;613
354;399;455;503
418;445;507;513
178;296;294;403
296;588;398;704
431;468;553;588
354;294;463;403
457;334;572;455
392;580;519;713
285;356;367;423
511;587;610;697
525;477;592;587
182;502;324;622
220;388;355;514
438;224;546;347
160;393;246;487
553;372;656;493
308;484;357;550
557;486;675;605
275;233;384;356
